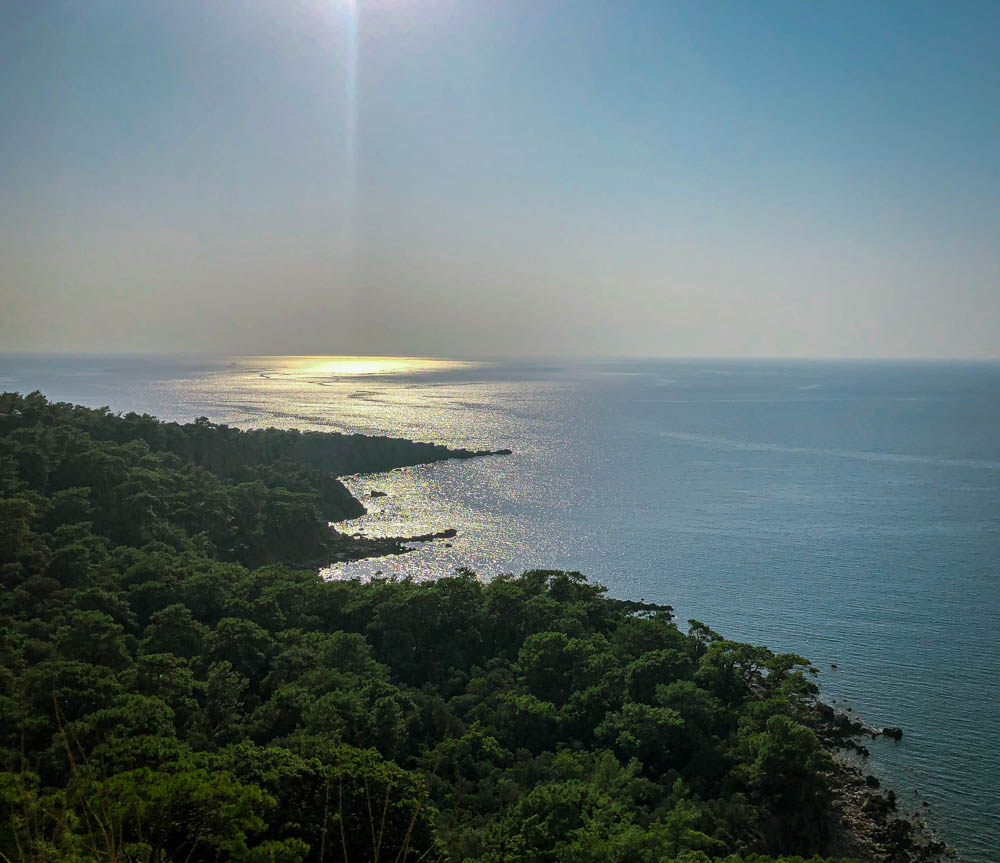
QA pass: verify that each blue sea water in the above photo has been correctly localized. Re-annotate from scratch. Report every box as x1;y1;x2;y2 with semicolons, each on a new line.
1;354;998;861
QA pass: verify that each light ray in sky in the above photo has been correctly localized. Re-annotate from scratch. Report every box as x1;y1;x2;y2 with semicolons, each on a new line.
344;0;359;218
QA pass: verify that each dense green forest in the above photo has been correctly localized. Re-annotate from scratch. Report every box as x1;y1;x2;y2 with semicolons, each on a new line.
1;392;862;862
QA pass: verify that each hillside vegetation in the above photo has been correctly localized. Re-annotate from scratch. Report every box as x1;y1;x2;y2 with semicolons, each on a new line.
1;392;856;862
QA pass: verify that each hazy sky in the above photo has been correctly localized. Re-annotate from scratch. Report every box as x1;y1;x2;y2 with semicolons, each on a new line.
2;0;998;358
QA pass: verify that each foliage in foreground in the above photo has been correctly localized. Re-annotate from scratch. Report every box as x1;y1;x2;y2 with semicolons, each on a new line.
0;392;856;862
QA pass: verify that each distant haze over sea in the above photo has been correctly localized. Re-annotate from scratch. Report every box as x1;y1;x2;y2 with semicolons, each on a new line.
2;353;998;861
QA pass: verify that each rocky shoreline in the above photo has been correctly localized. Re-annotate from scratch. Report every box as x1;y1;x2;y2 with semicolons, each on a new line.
814;703;957;862
330;527;459;561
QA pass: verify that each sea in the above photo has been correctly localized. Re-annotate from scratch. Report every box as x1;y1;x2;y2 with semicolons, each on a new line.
1;353;997;861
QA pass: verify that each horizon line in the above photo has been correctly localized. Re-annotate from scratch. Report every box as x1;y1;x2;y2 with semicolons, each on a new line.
1;350;999;364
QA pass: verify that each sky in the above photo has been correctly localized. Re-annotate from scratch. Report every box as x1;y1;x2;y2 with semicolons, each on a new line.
1;0;998;359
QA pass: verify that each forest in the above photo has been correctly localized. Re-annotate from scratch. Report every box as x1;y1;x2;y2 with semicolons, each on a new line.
0;392;862;862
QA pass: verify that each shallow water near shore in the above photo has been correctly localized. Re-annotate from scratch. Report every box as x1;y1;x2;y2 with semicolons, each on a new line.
2;354;998;861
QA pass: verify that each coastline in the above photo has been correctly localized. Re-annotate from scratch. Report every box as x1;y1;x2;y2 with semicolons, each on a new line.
324;447;511;564
324;497;961;863
0;391;976;859
815;702;957;862
825;757;957;863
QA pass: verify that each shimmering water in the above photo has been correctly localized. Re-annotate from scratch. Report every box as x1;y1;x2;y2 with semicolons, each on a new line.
2;354;998;861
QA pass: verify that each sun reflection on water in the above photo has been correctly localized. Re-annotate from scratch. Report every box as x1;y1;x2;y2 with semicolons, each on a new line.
248;355;478;379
